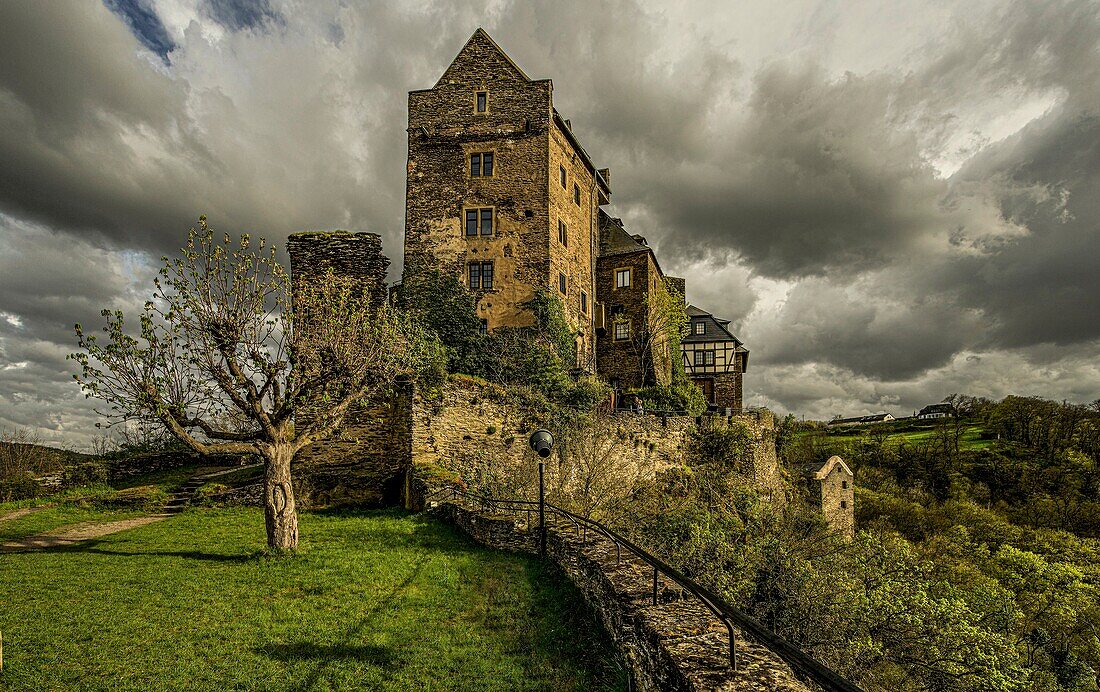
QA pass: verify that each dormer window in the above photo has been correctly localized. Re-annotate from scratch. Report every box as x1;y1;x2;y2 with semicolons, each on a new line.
694;321;705;335
475;91;488;113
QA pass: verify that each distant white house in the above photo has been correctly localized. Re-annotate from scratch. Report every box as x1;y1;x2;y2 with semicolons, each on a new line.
828;413;895;427
916;403;953;420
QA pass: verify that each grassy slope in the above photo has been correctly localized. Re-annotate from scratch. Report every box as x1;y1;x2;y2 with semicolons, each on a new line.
0;508;625;692
808;421;993;451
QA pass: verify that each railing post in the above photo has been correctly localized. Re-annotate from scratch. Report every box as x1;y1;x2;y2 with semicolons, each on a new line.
538;459;546;557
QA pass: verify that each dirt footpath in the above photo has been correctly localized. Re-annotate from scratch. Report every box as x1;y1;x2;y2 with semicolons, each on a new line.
0;507;40;524
0;515;168;553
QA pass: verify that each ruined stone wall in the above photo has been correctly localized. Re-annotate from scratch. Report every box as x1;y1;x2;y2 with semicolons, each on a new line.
294;383;413;507
698;409;783;499
432;499;811;691
410;377;784;506
410;377;694;501
287;231;412;507
287;231;389;306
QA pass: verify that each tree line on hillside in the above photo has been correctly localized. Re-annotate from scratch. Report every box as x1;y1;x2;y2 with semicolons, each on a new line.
755;395;1100;691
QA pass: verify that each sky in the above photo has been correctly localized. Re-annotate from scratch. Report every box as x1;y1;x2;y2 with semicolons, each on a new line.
0;0;1098;447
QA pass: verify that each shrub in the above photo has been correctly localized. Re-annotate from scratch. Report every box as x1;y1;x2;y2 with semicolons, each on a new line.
192;482;230;507
0;472;42;502
106;485;169;510
688;420;753;468
62;461;110;488
632;381;707;416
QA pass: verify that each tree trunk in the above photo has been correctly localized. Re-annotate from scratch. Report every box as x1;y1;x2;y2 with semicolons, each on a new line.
263;445;299;551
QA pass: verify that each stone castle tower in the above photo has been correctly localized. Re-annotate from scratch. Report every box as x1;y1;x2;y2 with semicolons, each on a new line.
403;29;611;370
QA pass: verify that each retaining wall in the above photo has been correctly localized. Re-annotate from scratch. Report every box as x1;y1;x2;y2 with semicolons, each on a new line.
432;500;810;692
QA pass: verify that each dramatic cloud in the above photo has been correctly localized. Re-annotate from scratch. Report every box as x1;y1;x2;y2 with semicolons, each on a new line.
0;0;1097;445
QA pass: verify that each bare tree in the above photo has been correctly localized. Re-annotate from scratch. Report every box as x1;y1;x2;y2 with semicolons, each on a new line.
71;217;440;550
0;428;54;480
553;410;650;521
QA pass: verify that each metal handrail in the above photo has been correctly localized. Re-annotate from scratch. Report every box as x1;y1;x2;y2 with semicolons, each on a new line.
426;485;863;692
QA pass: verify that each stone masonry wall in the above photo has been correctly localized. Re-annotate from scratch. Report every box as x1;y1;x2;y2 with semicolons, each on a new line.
405;32;552;333
287;231;413;507
410;376;696;500
597;249;658;389
410;377;784;507
549;119;599;368
712;368;744;413
431;499;810;691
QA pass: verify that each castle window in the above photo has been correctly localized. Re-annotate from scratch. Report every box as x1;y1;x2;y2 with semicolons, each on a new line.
558;272;567;294
842;481;848;489
614;320;631;341
840;501;848;509
559;165;567;189
558;219;567;246
615;268;631;288
580;291;588;314
468;261;494;289
470;152;494;177
694;321;705;335
479;319;488;336
573;183;581;205
475;90;488;113
465;208;494;236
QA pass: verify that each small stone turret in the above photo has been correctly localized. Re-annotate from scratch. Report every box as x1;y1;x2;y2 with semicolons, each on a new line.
803;455;855;539
286;231;412;508
287;231;389;308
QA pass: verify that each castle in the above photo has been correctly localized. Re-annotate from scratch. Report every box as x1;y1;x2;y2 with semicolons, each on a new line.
402;29;748;411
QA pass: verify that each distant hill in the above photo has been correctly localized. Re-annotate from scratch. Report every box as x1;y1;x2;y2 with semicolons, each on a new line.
1;442;92;471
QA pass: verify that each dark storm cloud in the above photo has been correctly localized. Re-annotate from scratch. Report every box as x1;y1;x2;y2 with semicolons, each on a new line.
0;0;1097;441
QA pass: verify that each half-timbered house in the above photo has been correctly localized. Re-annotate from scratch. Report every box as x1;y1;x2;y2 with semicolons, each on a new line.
681;305;748;412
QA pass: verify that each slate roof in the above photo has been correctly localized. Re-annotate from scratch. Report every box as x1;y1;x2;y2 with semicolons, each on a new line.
918;403;954;416
828;413;893;425
683;304;742;345
598;210;649;257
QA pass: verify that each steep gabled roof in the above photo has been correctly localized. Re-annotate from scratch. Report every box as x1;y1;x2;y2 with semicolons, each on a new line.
802;455;853;480
434;28;531;88
684;304;741;344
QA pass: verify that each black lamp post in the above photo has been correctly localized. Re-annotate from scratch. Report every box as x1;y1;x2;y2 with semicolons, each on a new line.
528;429;554;556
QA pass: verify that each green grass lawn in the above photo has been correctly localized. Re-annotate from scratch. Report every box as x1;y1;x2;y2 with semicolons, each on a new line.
807;422;994;451
0;508;626;691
